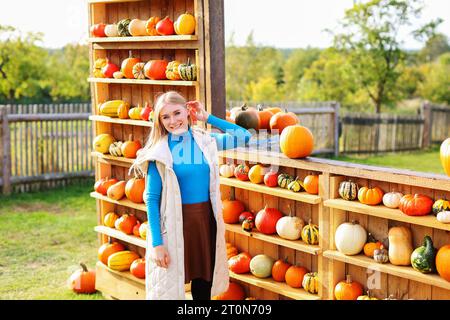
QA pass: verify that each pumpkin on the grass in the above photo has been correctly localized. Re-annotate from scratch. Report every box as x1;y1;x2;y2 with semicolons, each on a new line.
68;262;96;294
212;282;246;300
334;275;363;300
279;125;314;159
222;199;245;224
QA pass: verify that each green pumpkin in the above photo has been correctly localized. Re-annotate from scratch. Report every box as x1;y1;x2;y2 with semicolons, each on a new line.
302;272;319;294
277;173;294;189
432;199;450;216
287;177;303;192
117;19;131;37
178;58;197;81
338;180;358;201
411;235;437;273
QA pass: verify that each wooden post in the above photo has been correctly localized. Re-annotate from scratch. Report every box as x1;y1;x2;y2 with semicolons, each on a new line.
421;101;432;149
1;107;11;195
203;0;225;119
332;102;340;157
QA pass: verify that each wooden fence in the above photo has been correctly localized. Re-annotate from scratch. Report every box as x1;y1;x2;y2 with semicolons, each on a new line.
228;101;340;156
0;103;93;194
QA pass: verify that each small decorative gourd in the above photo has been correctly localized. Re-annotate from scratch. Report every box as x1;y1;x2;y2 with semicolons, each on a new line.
432;199;450;216
437;211;450;223
219;163;235;178
302;272;319;294
275;206;304;240
338;180;358;201
357;290;379;300
278;173;294;189
242;217;254;232
301;219;319;245
373;245;389;264
382;191;404;209
411;235;436;273
287;176;303;193
109;141;123;157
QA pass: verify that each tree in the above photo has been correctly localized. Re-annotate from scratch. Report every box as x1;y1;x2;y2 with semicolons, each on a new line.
417;52;450;104
331;0;441;113
418;33;450;63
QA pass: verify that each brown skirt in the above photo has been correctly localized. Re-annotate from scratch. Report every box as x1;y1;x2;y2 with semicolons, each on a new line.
182;201;217;284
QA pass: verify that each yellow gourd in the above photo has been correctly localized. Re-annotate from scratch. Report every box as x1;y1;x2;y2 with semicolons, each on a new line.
388;226;413;266
107;181;126;201
174;13;196;35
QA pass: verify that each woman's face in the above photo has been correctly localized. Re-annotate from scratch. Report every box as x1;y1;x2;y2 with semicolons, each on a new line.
159;103;189;135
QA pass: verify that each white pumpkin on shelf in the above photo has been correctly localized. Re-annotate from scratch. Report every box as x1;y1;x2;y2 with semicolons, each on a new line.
382;191;404;209
335;221;367;255
276;209;305;241
219;163;235;178
437;211;450;223
104;24;119;37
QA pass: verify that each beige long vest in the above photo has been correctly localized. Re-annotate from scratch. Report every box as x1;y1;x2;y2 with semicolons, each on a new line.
129;126;229;300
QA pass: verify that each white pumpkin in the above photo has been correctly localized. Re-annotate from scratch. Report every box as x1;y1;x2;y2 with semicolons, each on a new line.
437;211;450;223
104;24;119;37
219;164;235;178
382;192;404;209
276;214;304;240
335;221;367;255
249;254;274;278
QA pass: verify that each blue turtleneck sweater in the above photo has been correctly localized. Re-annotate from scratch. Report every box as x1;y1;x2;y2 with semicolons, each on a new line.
146;114;251;247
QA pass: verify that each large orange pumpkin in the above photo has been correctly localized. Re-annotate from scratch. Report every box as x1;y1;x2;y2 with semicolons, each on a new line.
334;275;363;300
303;175;319;195
285;265;309;288
257;106;273;130
399;194;434;216
272;258;292;282
436;244;450;282
357;186;384;205
115;214;138;235
121;138;142;159
269;111;298;134
280;125;314;159
228;252;252;274
440;138;450;177
144;60;169;80
222;199;245;223
121;51;141;79
98;241;126;265
125;177;145;203
212;282;246;300
68;262;96;294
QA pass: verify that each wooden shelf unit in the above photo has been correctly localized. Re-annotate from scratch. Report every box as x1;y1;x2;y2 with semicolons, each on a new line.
87;77;198;86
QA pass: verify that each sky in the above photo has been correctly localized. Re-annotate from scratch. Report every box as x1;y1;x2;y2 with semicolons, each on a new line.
0;0;449;49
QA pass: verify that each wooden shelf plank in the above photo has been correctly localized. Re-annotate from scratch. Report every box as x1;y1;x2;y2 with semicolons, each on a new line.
88;35;198;43
95;225;146;248
225;224;321;255
324;198;450;232
96;261;145;285
88;77;197;86
220;177;321;204
323;250;450;291
92;152;134;167
90;192;146;212
88;0;141;3
89;115;153;127
229;271;320;300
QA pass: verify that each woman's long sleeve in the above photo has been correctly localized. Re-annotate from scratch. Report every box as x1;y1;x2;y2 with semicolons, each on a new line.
145;161;163;247
207;114;252;151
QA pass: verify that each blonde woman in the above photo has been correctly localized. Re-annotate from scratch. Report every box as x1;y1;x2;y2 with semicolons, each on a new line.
130;91;251;300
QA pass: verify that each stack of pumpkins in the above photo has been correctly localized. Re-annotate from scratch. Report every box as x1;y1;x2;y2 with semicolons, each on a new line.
102;211;148;241
94;174;145;204
93;133;142;159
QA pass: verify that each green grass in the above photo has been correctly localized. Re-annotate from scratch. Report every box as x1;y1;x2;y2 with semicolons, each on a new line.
0;182;104;300
324;145;445;175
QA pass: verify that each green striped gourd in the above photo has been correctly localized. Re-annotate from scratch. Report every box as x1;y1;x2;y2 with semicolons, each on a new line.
109;141;123;157
338;180;358;201
117;19;131;37
301;220;319;245
302;272;319;294
107;250;140;271
432;199;450;216
277;173;294;189
411;235;436;273
287;177;303;193
178;58;197;81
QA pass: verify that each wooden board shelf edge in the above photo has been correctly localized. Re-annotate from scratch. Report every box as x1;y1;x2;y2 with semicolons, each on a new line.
89;115;153;127
229;272;320;300
88;35;198;43
90;192;147;212
323;250;450;291
92;152;134;166
88;77;198;87
96;261;145;285
324;199;450;232
220;177;322;204
94;226;147;248
225;224;321;255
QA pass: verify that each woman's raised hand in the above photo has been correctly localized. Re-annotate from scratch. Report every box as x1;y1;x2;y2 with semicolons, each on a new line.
186;100;209;122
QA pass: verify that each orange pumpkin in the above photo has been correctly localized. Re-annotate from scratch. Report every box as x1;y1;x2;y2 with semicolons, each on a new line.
226;243;239;260
334;275;363;300
212;282;246;300
222;199;245;224
130;258;146;279
257;106;274;130
280;125;314;159
121;51;141;79
145;16;161;36
68;263;96;294
265;106;282;115
125;177;145;203
303;175;319;195
363;241;382;258
358;186;384;205
269;111;298;134
285;265;309;288
228;252;252;274
436;244;450;282
121;136;142;159
272;258;292;282
115;214;138;235
144;60;169;80
97;177;118;196
98;241;126;265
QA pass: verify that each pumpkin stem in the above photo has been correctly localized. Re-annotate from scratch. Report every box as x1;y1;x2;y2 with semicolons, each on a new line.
186;57;191;66
308;218;312;225
128;134;133;141
128;50;133;58
230;187;235;200
287;204;293;217
351;220;359;225
345;274;352;283
80;262;89;272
